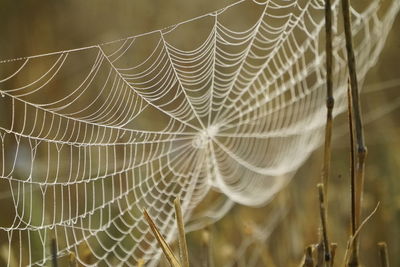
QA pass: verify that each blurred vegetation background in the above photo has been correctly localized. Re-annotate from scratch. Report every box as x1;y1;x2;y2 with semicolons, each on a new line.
0;0;399;266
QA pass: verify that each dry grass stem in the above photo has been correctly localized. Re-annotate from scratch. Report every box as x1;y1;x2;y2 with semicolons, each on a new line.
330;243;337;266
51;238;58;267
174;197;190;267
317;184;331;266
341;0;368;265
302;245;314;267
347;80;357;236
378;242;390;267
201;228;212;267
316;243;325;267
143;209;181;267
319;2;334;265
343;203;380;266
322;0;334;195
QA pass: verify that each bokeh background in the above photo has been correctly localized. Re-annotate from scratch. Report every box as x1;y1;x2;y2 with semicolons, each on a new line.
0;0;399;266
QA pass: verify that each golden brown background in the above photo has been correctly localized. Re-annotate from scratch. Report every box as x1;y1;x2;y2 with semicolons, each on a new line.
0;0;399;266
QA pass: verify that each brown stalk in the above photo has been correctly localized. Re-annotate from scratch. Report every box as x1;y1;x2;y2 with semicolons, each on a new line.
318;1;334;264
347;80;357;237
316;243;325;267
330;243;337;266
341;0;368;265
174;197;190;267
302;245;314;267
318;184;331;266
143;209;181;267
51;238;58;267
322;0;334;194
378;242;390;267
342;203;380;266
201;228;212;267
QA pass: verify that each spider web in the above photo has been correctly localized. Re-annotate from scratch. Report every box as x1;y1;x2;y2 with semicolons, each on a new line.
0;0;398;265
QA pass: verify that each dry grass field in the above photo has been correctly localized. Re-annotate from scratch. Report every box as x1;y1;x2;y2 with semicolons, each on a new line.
0;0;399;266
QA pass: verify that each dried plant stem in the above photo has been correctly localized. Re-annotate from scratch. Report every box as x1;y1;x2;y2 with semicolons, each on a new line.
330;243;337;266
342;203;380;266
316;242;325;267
302;245;314;267
322;0;334;195
347;81;356;236
143;209;181;267
51;238;58;267
317;2;334;265
174;197;190;267
318;184;331;266
342;0;367;265
378;242;390;267
201;228;212;267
